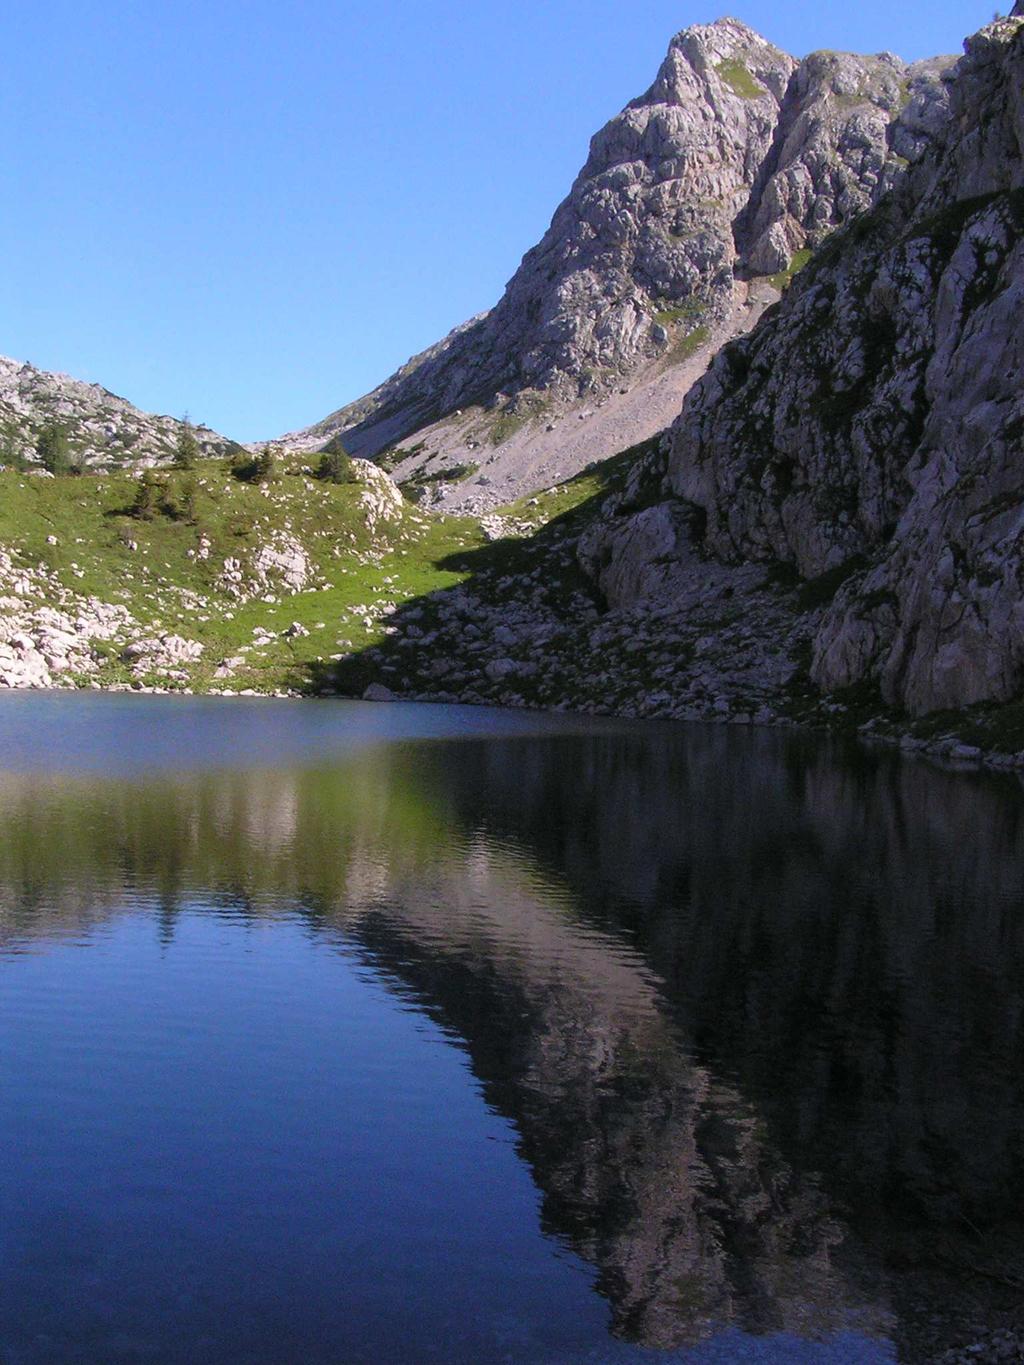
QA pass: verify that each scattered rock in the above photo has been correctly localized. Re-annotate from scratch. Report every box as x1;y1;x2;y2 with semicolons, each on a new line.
362;682;397;702
121;635;204;671
0;354;238;469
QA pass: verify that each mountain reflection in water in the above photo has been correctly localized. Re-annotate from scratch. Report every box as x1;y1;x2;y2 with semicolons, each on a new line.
1;699;1022;1363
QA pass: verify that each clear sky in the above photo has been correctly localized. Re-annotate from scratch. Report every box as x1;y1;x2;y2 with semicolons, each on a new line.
4;1;992;441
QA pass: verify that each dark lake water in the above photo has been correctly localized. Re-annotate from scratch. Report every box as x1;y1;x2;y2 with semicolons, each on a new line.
1;695;1022;1364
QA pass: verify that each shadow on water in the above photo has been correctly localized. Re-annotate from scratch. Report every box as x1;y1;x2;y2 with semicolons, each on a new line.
1;703;1023;1360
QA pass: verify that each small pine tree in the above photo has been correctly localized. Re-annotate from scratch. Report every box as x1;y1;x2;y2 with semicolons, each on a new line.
174;414;200;469
233;445;279;484
253;444;278;484
317;438;355;484
130;470;163;520
229;449;254;482
162;475;198;523
36;421;71;475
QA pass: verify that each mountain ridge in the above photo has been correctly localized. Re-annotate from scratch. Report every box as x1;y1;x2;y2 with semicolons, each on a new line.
0;353;241;469
0;16;955;496
276;18;955;512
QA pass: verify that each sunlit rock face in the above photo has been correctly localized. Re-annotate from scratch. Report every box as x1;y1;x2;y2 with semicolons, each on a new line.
652;15;1024;716
279;20;950;510
736;49;953;274
280;21;792;460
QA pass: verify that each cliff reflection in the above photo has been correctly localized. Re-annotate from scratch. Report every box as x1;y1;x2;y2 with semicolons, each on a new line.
2;724;1022;1349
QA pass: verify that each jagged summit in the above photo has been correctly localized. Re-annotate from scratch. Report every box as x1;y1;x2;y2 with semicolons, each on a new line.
278;18;953;511
581;10;1024;717
276;18;793;478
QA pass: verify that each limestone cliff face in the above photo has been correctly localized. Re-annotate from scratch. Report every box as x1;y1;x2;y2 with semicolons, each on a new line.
737;51;953;273
280;21;949;509
656;14;1024;715
282;21;793;458
0;355;240;469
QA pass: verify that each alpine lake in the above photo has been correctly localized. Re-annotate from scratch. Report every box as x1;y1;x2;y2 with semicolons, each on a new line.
1;694;1022;1364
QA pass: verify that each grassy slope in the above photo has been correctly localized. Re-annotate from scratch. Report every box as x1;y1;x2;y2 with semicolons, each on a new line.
3;447;1023;758
0;457;485;693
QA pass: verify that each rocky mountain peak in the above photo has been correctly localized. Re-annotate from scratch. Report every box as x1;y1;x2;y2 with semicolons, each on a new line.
736;46;955;274
643;16;793;106
578;9;1024;717
279;17;953;512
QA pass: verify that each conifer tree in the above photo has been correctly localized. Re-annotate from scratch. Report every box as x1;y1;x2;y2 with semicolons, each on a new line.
317;438;354;484
130;470;162;520
174;414;199;469
36;421;71;475
254;444;278;483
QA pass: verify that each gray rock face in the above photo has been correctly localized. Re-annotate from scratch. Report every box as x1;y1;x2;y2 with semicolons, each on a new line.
0;547;137;690
278;21;950;507
641;14;1024;716
0;355;240;469
121;635;204;670
351;457;405;534
282;20;794;454
738;51;954;273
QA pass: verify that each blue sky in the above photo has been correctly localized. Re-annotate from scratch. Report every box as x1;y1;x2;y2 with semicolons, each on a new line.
4;1;991;440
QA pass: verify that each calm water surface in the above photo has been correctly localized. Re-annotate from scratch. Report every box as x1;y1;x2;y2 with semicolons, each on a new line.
1;694;1022;1364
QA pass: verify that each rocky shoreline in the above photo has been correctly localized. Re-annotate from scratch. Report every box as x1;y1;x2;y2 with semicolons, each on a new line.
3;483;1024;778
